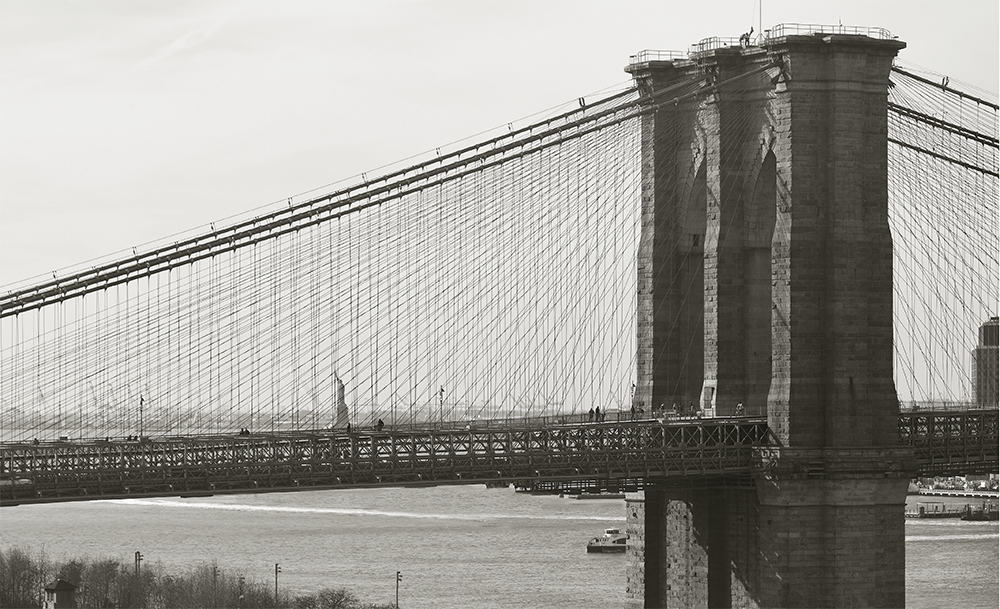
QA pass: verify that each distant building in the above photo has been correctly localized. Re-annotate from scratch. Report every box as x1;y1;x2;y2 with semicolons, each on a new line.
972;317;999;407
43;579;76;609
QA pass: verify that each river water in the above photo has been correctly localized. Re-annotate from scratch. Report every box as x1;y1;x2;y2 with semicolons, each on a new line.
1;487;996;608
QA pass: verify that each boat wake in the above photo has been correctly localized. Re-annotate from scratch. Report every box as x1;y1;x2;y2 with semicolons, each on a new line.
105;498;621;522
905;518;999;527
905;533;998;542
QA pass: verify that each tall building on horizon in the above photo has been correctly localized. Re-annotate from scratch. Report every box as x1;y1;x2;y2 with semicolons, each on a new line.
972;316;999;407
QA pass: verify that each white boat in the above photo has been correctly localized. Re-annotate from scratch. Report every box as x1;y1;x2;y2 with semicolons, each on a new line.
576;492;625;500
586;528;627;553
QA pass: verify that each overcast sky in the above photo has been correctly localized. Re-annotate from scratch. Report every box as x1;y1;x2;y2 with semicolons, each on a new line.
1;0;997;287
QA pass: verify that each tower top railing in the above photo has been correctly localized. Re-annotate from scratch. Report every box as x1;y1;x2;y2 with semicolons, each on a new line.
688;36;743;57
630;25;895;67
764;23;894;41
627;49;686;65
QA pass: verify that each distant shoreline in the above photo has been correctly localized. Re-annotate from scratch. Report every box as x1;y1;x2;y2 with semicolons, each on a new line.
909;489;999;498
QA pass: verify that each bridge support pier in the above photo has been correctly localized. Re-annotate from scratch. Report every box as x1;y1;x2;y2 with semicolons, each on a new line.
627;459;911;608
753;448;912;608
626;484;759;609
627;28;911;608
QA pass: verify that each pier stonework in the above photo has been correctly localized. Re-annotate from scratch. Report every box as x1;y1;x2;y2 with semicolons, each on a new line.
699;48;776;418
628;60;707;416
626;31;910;609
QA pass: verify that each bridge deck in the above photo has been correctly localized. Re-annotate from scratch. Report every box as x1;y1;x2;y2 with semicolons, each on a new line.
1;410;995;506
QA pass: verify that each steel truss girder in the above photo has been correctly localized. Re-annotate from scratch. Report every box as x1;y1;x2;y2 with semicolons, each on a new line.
2;411;995;505
1;419;768;504
899;410;999;475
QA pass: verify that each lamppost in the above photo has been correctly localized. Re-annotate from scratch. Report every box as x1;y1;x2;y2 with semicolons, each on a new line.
134;551;144;608
274;563;281;605
395;571;402;609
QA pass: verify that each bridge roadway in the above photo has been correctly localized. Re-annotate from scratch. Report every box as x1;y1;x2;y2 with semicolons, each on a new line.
1;409;996;506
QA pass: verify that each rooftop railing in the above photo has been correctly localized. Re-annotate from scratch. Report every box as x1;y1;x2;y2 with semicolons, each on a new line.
765;23;894;41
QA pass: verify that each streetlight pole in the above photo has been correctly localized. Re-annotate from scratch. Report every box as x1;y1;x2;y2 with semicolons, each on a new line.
134;551;144;607
395;571;402;609
274;563;281;605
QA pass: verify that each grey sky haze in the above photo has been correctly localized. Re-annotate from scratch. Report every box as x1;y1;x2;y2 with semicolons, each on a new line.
1;0;997;286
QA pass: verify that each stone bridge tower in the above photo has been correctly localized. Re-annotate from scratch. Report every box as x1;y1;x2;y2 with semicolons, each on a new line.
626;30;912;608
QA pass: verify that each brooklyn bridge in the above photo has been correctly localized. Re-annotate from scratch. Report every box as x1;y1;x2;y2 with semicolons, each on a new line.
1;24;997;608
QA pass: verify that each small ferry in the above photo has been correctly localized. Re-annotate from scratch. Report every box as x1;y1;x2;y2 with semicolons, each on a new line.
587;528;627;553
